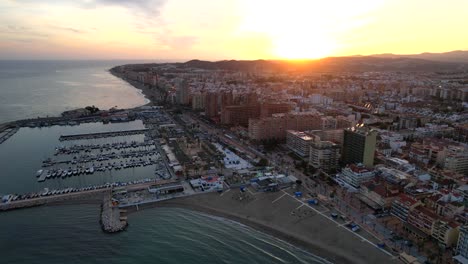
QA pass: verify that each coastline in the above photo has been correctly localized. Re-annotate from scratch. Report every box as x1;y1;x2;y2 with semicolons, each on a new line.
0;66;150;128
1;64;397;263
123;192;397;264
131;201;341;264
109;69;154;107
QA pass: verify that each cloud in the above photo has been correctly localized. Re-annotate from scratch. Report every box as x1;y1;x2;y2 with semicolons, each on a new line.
81;0;167;16
0;24;49;38
10;0;167;17
51;26;85;34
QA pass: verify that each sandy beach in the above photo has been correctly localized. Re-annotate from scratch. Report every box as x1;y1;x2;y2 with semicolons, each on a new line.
109;69;157;107
126;189;398;264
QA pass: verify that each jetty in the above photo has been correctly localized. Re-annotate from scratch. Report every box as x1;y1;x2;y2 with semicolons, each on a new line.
0;188;109;211
0;126;19;144
59;128;148;141
100;194;128;233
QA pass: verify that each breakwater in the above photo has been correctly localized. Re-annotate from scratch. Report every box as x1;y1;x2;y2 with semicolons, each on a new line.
0;189;108;211
100;194;128;233
59;128;149;141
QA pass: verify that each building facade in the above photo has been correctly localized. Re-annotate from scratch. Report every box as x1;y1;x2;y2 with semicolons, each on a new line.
338;164;375;188
455;226;468;263
342;127;377;167
286;130;315;157
309;140;340;172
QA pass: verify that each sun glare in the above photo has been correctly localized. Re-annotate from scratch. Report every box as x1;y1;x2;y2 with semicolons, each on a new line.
273;34;337;60
238;0;385;60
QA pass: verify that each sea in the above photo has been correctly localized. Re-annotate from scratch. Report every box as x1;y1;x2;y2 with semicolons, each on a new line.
0;60;149;124
0;60;326;264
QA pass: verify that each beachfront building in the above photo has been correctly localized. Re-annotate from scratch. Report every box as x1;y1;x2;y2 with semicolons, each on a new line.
250;174;295;192
342;126;377;167
358;177;401;210
309;140;340;172
391;194;421;222
286;130;315;157
407;205;439;237
455;226;468;263
431;220;460;248
309;129;345;146
148;182;185;195
337;164;375;188
189;176;224;192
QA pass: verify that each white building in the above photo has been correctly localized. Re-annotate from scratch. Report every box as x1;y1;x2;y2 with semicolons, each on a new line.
338;164;376;188
309;141;340;172
286;130;315;157
454;226;468;264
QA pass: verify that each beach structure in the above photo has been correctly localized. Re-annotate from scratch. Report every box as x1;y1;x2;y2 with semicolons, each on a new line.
148;182;184;195
250;174;295;192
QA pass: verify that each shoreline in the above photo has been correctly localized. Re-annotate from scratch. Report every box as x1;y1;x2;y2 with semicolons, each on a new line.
0;67;151;128
129;201;342;264
108;69;155;107
122;192;396;264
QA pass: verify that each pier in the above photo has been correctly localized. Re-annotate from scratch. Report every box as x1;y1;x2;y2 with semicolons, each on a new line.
0;126;19;144
59;128;149;141
0;188;109;211
0;180;158;212
100;194;128;233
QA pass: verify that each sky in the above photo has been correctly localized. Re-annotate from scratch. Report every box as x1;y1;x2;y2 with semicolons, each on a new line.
0;0;467;60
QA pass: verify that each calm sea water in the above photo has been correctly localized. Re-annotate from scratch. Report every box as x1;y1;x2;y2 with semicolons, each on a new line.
0;61;324;264
0;60;148;123
0;206;325;264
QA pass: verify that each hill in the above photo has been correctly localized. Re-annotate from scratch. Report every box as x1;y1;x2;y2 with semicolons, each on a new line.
371;50;468;63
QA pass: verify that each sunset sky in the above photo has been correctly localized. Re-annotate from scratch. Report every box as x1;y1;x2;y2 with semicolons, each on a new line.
1;0;467;60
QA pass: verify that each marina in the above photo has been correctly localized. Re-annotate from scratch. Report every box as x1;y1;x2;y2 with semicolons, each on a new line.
0;120;165;195
37;133;171;182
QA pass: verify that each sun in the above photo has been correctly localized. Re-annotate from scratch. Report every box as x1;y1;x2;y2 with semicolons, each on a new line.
273;34;336;60
238;0;384;60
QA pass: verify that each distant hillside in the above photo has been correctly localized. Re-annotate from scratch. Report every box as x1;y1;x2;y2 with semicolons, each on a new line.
177;56;466;73
371;50;468;63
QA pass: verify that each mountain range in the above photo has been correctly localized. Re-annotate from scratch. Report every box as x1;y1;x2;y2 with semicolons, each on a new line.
160;50;468;73
369;50;468;63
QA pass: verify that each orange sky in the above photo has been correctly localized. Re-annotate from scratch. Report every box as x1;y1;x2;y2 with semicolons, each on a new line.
1;0;467;60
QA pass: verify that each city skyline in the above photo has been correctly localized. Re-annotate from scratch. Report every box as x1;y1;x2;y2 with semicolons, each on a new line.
1;0;468;60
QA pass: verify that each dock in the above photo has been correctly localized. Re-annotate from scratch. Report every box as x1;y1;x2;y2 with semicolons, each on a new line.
37;170;48;182
59;128;149;141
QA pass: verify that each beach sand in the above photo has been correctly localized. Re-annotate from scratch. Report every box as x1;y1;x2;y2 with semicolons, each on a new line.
129;189;398;264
